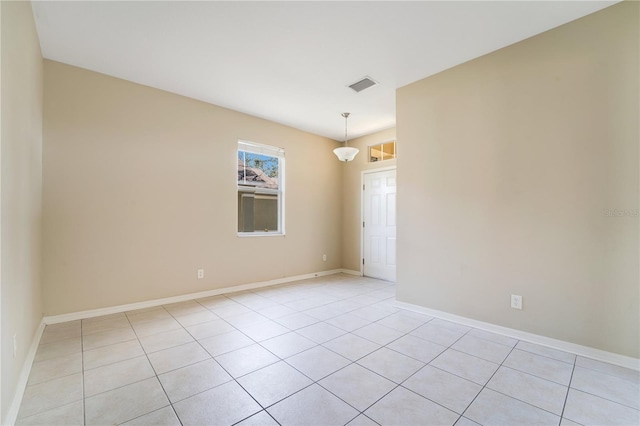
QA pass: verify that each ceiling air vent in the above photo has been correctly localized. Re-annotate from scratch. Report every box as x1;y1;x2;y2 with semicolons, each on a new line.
348;76;378;93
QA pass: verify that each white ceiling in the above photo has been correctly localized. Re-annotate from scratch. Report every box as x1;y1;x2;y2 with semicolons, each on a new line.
31;1;617;141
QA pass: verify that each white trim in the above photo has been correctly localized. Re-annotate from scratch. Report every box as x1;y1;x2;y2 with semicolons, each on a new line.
44;269;344;325
395;300;640;372
339;268;363;276
361;166;397;280
4;319;46;426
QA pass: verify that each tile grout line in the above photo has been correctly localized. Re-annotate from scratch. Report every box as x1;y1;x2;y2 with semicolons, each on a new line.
122;307;184;426
559;360;577;423
168;297;279;425
460;330;520;421
81;321;87;426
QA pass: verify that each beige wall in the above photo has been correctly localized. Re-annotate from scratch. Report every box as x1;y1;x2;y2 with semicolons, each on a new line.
397;2;639;358
1;1;43;419
340;128;396;272
43;61;343;315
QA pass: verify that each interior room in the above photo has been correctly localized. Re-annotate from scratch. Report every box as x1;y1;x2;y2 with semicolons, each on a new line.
1;1;638;425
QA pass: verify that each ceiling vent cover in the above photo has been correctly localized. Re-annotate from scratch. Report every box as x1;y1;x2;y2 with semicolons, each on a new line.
348;77;377;93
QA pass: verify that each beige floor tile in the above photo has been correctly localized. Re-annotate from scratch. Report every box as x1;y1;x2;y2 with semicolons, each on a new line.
503;349;573;385
375;312;427;333
325;313;372;332
387;334;446;363
297;322;346;344
274;312;319;330
466;328;518;348
240;320;290;342
352;323;404;346
451;334;513;364
487;366;568;415
174;310;218;327
357;347;425;383
34;337;81;362
257;304;297;320
81;316;131;336
575;356;640;383
132;317;182;337
17;373;83;419
162;300;208;316
323;333;381;361
83;327;137;351
319;363;396;411
82;312;127;324
126;308;173;324
27;352;82;385
267;384;359;426
147;341;210;374
40;322;81;344
515;341;576;364
464;388;560;425
286;346;351;381
235;410;279;426
159;359;232;402
121;406;181;425
185;318;235;340
85;377;169;425
199;329;254;357
365;386;458;426
84;355;155;397
410;323;466;347
404;364;482;414
563;388;639;425
260;332;316;359
571;366;639;409
238;361;313;407
430;349;499;385
346;414;379;426
138;328;194;353
215;344;279;377
173;381;261;425
16;400;83;426
83;339;145;370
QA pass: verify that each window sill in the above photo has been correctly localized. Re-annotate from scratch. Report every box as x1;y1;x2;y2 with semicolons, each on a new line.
237;232;285;238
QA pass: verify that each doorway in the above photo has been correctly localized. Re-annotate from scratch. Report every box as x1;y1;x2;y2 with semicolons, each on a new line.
362;168;397;281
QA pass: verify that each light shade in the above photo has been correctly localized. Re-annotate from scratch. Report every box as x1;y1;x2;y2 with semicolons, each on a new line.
333;146;359;162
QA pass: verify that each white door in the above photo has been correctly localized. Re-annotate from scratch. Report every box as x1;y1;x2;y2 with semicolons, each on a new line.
363;169;397;281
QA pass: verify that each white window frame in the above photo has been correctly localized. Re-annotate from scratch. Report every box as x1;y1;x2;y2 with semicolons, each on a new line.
237;140;285;237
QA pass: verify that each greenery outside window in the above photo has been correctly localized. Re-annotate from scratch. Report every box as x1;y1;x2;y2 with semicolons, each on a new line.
237;140;285;235
369;141;396;162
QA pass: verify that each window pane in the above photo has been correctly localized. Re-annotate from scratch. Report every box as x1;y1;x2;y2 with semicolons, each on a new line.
370;144;383;162
369;141;396;162
237;192;278;232
238;151;279;189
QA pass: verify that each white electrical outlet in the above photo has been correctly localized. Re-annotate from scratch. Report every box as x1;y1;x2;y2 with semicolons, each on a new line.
511;294;523;310
197;269;205;279
322;254;327;262
13;334;17;358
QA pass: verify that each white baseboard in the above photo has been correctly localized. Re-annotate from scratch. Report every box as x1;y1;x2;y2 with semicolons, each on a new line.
395;300;640;372
4;319;46;426
339;268;363;276
44;269;346;325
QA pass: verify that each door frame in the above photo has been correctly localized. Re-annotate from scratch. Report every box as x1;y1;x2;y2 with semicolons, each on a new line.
360;166;397;277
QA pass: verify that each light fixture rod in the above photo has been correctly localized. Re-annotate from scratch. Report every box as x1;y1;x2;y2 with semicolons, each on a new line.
342;112;350;146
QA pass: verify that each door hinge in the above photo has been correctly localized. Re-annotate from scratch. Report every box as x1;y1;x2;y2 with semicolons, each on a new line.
362;258;365;265
363;184;365;190
363;221;365;228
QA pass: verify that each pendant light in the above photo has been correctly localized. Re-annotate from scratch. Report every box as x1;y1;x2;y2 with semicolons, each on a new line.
333;112;359;162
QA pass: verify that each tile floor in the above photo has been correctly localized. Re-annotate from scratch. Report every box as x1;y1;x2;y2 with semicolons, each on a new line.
16;274;640;425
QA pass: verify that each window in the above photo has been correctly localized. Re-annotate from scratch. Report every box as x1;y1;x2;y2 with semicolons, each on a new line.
369;141;396;162
237;140;284;235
